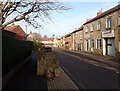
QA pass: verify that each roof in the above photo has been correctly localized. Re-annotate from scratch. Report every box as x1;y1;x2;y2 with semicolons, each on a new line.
63;26;83;38
42;37;53;41
84;5;120;25
4;25;26;37
64;33;71;38
71;25;83;33
4;25;19;32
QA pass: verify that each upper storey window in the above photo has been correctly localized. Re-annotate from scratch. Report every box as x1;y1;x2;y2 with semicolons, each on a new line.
106;16;112;29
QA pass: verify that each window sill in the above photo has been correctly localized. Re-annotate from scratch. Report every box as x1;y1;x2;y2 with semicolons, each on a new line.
90;31;93;32
117;25;120;27
96;48;102;50
97;29;101;31
105;27;111;30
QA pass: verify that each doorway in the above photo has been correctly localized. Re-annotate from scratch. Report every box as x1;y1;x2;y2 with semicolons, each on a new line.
90;39;94;53
86;40;88;52
106;38;115;56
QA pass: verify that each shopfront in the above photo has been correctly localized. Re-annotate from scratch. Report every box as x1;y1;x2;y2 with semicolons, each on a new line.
102;30;115;56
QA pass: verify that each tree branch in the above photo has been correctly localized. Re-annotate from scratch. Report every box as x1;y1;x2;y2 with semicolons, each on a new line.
2;0;70;29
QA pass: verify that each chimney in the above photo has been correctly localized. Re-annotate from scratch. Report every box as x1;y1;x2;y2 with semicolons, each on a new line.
97;9;102;16
30;31;32;34
12;22;15;26
86;18;91;22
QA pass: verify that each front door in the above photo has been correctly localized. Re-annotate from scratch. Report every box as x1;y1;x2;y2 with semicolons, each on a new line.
91;39;94;53
106;38;115;56
86;40;88;51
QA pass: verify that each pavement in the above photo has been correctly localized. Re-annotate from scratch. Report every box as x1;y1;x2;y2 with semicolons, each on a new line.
2;52;79;90
47;67;79;90
61;49;120;70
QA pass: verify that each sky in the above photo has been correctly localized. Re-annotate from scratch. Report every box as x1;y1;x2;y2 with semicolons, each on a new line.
13;0;120;38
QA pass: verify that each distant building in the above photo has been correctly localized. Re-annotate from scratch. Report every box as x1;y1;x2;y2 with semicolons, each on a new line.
27;31;42;42
68;26;84;51
64;33;72;50
53;38;58;47
41;35;54;47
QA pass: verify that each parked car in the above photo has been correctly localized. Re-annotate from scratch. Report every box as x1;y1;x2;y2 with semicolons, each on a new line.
45;47;52;52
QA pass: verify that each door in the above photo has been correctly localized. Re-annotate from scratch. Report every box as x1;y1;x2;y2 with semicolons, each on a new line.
107;38;115;56
86;40;88;51
91;39;94;53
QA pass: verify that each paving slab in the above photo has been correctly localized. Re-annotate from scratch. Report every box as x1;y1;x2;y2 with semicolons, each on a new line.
47;67;79;90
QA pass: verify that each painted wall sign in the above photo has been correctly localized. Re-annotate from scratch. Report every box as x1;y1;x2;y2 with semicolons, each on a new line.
103;30;111;34
102;30;115;38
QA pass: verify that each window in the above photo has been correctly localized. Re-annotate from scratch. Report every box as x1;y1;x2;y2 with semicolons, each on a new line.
80;35;83;39
80;44;83;50
118;14;120;25
90;24;94;32
96;38;102;49
119;41;120;52
75;32;77;40
85;26;88;33
106;16;112;28
90;39;94;48
85;40;88;51
97;21;102;30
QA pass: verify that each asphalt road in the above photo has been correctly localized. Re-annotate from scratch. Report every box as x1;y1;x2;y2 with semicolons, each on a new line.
55;49;119;89
2;52;48;90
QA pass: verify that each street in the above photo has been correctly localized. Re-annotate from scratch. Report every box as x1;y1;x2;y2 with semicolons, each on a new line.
54;48;119;89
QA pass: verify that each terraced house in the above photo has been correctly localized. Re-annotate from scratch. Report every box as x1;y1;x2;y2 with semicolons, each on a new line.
71;26;84;51
83;5;120;56
64;33;72;50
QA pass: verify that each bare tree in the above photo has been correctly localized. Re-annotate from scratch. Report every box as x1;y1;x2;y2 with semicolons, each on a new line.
0;0;70;29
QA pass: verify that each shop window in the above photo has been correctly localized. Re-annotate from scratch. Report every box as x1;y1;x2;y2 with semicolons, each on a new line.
80;43;83;50
96;38;102;49
90;39;94;48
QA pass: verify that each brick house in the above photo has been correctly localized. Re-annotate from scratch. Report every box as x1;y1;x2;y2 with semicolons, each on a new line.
4;24;27;40
64;33;72;50
83;5;120;56
71;29;78;50
57;38;61;48
41;36;54;47
76;26;84;51
70;26;84;51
